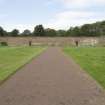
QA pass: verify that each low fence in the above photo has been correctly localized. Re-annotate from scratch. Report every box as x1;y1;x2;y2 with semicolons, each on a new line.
0;37;101;46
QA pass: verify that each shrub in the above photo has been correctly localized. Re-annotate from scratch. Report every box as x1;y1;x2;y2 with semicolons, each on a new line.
0;42;8;46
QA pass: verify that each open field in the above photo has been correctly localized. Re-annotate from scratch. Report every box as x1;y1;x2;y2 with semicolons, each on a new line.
64;47;105;88
0;46;45;81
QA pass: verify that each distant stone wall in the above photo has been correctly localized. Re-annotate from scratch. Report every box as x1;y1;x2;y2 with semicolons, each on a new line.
0;37;100;46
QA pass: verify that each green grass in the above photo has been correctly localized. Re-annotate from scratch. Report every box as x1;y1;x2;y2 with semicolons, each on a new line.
64;47;105;88
0;46;46;81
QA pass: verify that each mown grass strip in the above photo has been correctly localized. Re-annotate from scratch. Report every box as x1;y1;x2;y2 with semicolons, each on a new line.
0;46;46;81
64;47;105;88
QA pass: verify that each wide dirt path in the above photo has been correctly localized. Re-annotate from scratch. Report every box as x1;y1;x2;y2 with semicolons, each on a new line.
0;47;105;105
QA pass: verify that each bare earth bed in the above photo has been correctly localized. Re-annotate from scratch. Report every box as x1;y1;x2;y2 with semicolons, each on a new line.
0;47;105;105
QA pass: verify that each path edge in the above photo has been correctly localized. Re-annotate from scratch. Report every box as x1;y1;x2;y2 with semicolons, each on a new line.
61;47;105;93
0;47;48;86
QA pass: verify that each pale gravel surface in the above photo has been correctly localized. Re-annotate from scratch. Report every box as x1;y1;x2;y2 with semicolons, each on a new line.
0;47;105;105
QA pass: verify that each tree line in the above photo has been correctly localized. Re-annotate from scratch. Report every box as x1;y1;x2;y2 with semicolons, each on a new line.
0;20;105;37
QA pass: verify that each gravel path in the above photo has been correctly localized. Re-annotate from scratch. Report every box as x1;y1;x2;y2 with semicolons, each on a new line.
0;47;105;105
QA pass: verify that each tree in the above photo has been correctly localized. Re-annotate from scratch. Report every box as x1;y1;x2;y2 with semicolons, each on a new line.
1;20;105;37
0;27;5;36
45;28;57;37
21;29;31;36
72;27;81;36
80;23;100;37
57;30;66;37
66;27;74;36
80;24;91;36
33;25;45;36
99;21;105;36
10;29;19;36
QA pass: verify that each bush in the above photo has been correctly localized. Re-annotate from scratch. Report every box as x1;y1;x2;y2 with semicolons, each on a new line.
0;42;8;46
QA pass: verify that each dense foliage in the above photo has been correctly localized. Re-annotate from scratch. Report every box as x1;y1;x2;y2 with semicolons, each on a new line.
0;20;105;37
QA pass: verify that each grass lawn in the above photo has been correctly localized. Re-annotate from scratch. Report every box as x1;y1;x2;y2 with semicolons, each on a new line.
0;46;46;81
64;47;105;88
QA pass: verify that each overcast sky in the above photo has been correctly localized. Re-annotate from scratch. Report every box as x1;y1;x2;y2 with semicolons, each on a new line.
0;0;105;32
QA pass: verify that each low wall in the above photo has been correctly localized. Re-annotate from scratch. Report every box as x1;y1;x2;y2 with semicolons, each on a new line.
0;37;100;46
